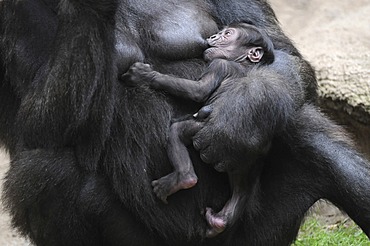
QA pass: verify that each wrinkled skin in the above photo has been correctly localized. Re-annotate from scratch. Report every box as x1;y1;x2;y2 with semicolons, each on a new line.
1;1;370;246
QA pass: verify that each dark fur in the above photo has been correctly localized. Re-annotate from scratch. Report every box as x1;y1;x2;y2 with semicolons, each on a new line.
1;0;370;246
122;25;300;237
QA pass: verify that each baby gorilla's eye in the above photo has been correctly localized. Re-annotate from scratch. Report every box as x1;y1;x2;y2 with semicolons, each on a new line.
225;30;232;36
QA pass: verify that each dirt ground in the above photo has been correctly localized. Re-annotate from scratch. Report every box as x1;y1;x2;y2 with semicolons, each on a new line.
0;0;369;244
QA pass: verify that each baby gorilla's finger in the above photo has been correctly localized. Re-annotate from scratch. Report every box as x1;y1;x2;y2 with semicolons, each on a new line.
133;62;152;71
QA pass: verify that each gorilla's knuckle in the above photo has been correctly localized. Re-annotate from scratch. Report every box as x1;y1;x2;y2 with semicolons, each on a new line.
200;152;211;163
193;137;201;151
214;160;227;172
198;144;214;163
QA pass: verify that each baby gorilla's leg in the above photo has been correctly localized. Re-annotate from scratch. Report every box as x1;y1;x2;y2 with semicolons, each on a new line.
205;171;250;237
152;171;198;204
205;190;246;237
152;119;204;203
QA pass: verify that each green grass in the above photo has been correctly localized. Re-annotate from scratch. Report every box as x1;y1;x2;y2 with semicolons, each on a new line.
292;217;370;246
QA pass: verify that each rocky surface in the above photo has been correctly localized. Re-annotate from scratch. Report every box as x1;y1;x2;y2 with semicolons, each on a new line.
270;0;370;123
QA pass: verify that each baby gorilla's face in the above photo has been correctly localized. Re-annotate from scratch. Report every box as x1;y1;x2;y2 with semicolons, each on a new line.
203;27;242;61
203;24;269;64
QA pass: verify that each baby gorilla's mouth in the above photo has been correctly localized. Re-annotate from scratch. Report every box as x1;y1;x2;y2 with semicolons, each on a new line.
206;38;217;47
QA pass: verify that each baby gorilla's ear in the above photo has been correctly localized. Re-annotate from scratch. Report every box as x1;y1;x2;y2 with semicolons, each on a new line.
247;47;264;63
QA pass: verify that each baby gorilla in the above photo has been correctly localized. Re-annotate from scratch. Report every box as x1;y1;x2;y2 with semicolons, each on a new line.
124;23;276;237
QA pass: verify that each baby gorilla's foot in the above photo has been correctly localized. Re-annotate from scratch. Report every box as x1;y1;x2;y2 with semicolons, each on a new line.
152;172;197;204
205;207;227;238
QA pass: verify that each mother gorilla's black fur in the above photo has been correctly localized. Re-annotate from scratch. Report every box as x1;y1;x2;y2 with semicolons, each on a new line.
0;0;369;245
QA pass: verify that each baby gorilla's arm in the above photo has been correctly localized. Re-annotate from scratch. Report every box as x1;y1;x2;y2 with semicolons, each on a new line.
123;62;220;103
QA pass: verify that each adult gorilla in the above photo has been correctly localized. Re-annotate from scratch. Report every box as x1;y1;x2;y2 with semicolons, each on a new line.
0;1;369;246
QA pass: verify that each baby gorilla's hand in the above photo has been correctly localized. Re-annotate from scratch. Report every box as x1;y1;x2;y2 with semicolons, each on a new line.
121;62;156;86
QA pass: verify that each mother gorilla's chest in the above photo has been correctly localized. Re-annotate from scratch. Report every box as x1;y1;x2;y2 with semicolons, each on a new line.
115;0;218;72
